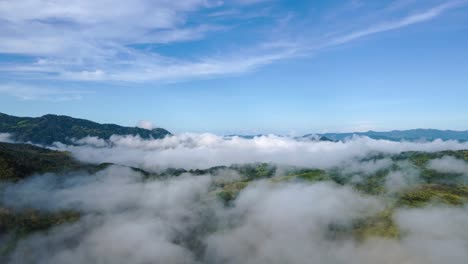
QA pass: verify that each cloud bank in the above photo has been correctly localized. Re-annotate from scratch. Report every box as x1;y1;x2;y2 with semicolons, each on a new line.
2;164;468;264
2;131;468;263
56;134;468;170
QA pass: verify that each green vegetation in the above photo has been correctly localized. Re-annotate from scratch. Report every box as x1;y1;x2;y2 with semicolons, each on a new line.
391;151;468;184
0;207;80;255
395;150;468;167
351;170;389;195
397;184;468;207
353;209;400;240
0;142;159;181
273;169;330;183
0;142;95;181
233;163;276;179
0;112;171;145
215;181;250;203
0;207;80;236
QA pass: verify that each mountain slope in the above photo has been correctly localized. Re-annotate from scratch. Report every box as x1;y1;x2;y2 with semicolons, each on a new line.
0;142;104;181
0;113;171;145
0;142;170;181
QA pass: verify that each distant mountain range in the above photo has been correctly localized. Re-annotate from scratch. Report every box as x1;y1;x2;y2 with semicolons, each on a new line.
0;113;171;145
317;129;468;142
1;112;467;145
229;129;468;142
226;134;334;142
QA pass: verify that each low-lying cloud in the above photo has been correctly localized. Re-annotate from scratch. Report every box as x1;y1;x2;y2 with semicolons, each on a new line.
55;134;468;171
2;133;468;263
428;156;468;175
2;166;216;264
0;133;13;143
2;165;468;264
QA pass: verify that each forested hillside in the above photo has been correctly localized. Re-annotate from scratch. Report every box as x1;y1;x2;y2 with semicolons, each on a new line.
0;113;171;145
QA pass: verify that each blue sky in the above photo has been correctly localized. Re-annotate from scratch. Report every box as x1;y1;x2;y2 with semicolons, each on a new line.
0;0;468;134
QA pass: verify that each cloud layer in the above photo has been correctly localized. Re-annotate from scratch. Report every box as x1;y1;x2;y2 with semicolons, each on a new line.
2;131;468;263
2;164;468;264
57;134;468;170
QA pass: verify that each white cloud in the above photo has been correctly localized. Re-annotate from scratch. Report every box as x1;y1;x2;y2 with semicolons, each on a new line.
0;0;211;29
330;1;466;45
137;120;155;130
3;126;468;263
0;1;464;84
428;156;468;175
53;134;468;171
4;164;468;264
51;46;299;82
341;158;393;175
0;133;13;143
3;166;215;264
205;181;383;264
385;162;421;193
395;206;468;264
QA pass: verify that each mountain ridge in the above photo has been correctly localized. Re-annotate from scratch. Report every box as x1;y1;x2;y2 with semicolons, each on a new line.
318;128;468;142
226;128;468;142
0;112;171;145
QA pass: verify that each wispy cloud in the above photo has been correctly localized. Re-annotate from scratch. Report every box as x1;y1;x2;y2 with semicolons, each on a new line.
0;83;91;101
330;1;467;45
61;47;299;82
235;0;274;5
0;0;465;84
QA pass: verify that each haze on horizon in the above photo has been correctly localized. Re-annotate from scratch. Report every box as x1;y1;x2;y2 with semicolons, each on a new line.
1;0;467;134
